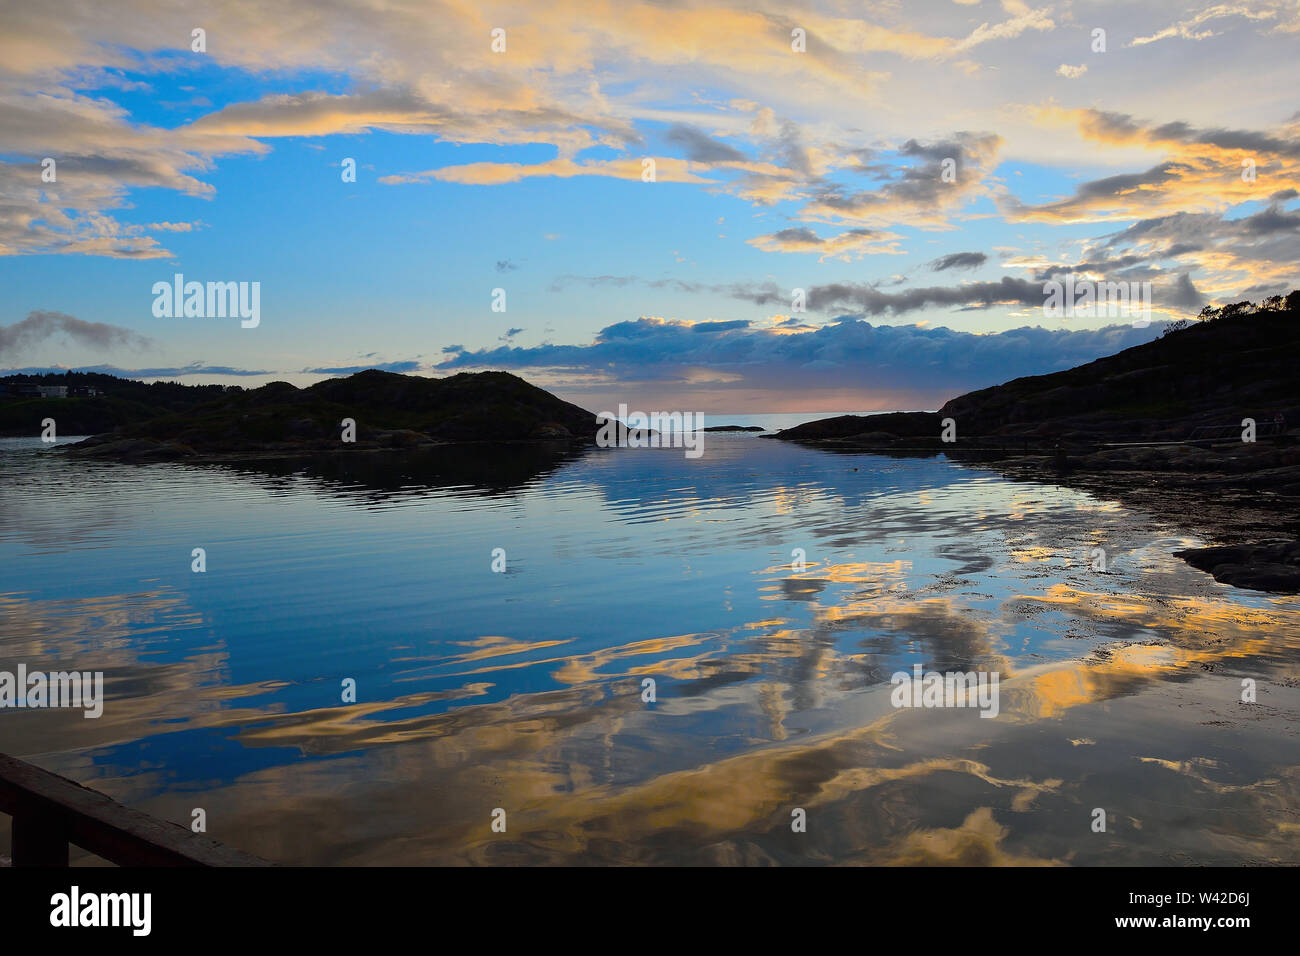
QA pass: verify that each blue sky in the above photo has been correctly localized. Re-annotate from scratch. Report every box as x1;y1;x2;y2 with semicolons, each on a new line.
2;1;1298;411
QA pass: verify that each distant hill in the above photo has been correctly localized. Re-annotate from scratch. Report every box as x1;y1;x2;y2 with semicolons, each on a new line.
776;291;1300;446
32;369;600;458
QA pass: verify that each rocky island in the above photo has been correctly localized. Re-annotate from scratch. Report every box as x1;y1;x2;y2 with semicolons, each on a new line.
55;369;600;460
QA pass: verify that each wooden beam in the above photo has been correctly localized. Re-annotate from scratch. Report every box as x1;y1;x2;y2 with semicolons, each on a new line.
0;754;271;867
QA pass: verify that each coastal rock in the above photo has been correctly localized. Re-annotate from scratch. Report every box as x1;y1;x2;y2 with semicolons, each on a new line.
1175;541;1300;593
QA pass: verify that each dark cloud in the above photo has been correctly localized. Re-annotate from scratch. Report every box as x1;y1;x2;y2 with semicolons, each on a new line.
1034;254;1145;281
495;260;518;272
433;314;1168;403
1;363;268;377
1239;205;1300;235
899;138;967;163
0;311;151;357
1006;112;1300;223
1149;120;1300;160
1004;163;1184;220
773;118;814;178
806;132;1000;218
727;276;1048;315
555;269;1210;317
690;320;750;333
1087;110;1300;159
305;361;423;374
1076;163;1183;198
931;252;987;271
1084;111;1143;139
663;124;747;164
1091;204;1300;294
770;227;824;243
1100;211;1216;249
1167;273;1206;310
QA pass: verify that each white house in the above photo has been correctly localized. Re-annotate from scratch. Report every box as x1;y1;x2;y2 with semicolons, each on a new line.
37;386;68;399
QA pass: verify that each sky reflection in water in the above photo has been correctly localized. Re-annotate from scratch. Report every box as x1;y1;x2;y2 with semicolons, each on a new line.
1;434;1297;865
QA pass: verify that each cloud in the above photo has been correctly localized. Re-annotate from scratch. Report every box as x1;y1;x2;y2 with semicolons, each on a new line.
304;361;423;375
815;277;1038;313
801;2;1054;60
953;2;1054;51
2;0;1295;355
555;268;1212;317
799;132;1003;229
188;88;635;159
733;272;1212;318
1057;197;1300;302
724;276;1054;316
1130;5;1278;46
433;312;1167;406
380;156;712;186
1056;64;1087;79
1166;272;1207;310
1003;108;1300;226
690;320;750;333
0;363;268;377
747;226;902;260
0;91;263;257
663;124;747;164
931;252;988;271
0;310;150;357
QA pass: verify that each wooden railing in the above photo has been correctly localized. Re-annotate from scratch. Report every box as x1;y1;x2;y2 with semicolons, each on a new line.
0;753;270;866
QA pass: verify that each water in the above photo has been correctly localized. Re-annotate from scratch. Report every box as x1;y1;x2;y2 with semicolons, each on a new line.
694;410;911;431
1;434;1297;865
609;409;923;433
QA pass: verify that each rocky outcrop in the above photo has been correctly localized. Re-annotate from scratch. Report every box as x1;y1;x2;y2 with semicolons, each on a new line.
1174;542;1300;593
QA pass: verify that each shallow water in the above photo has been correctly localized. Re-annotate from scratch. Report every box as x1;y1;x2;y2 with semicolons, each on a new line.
1;434;1296;865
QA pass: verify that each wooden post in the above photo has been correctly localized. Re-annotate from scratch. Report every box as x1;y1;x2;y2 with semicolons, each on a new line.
0;753;270;866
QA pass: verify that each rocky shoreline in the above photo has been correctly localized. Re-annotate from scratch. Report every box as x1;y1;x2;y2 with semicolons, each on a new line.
988;444;1300;593
765;436;1300;594
770;298;1300;593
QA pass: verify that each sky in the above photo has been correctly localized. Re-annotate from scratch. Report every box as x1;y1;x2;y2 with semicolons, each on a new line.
1;0;1298;412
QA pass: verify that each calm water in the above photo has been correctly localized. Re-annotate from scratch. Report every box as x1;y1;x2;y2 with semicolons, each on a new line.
1;433;1297;865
